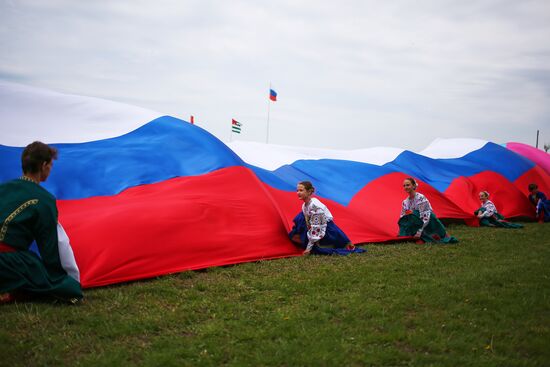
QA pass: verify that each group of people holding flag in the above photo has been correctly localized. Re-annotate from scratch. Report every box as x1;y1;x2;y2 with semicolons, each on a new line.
1;140;548;305
288;177;547;255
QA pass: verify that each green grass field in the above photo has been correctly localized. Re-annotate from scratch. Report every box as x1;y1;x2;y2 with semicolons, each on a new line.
1;223;549;366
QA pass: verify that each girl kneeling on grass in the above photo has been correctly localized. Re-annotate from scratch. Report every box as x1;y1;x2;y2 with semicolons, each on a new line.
288;181;363;255
474;191;523;228
398;177;458;244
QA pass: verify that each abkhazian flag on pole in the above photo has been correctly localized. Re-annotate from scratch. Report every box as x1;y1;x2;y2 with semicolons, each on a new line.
269;89;277;102
232;119;242;134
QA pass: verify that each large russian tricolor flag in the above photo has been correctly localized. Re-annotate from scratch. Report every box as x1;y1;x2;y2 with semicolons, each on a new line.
1;81;548;288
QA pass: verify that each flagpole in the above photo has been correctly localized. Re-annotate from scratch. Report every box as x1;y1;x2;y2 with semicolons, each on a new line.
266;83;271;144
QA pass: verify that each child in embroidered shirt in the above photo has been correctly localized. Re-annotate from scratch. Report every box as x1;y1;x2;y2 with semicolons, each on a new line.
398;177;458;243
474;191;523;228
290;181;353;254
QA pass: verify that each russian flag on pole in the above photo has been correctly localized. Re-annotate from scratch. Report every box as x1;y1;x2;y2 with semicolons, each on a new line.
269;89;277;102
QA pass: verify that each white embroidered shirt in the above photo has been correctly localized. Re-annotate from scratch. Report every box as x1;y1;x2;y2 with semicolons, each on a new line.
400;192;433;234
302;197;333;251
479;200;497;217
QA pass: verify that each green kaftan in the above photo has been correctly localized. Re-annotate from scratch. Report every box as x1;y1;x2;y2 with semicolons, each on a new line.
0;178;82;301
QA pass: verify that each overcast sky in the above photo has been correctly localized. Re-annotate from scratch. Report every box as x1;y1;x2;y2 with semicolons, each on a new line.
1;0;549;151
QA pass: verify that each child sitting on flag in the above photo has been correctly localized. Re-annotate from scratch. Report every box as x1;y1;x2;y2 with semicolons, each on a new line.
398;177;458;244
288;181;362;255
474;191;523;228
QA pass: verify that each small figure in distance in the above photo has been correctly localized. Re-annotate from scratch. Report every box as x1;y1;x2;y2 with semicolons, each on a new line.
528;183;550;223
474;191;523;228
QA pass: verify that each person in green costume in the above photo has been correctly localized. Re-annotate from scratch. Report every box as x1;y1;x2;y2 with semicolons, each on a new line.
398;177;458;244
0;141;83;304
474;191;523;229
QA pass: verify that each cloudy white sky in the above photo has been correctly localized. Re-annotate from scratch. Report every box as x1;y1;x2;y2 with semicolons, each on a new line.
1;0;549;150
